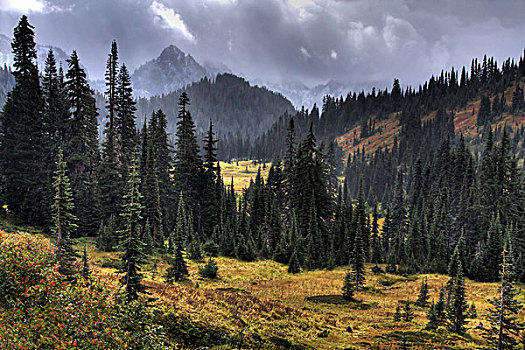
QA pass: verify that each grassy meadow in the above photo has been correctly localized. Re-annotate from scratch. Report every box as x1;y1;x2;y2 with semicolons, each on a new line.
85;239;525;350
219;160;271;193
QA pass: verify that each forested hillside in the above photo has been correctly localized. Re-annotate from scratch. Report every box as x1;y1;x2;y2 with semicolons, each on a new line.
247;53;525;163
135;73;295;142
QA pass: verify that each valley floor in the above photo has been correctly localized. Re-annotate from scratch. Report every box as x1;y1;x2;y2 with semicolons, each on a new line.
87;240;525;349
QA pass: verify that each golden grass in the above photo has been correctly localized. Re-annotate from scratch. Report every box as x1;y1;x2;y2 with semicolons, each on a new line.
219;160;272;194
83;241;525;350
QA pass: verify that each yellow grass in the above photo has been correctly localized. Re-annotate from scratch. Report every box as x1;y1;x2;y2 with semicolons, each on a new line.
219;160;271;194
84;242;525;350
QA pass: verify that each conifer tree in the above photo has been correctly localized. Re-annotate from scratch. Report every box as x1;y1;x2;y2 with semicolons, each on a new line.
41;48;69;171
142;220;154;256
52;148;79;280
202;119;220;237
416;277;430;307
41;49;69;229
105;41;119;133
283;117;297;222
370;204;382;264
64;50;100;235
342;267;355;301
394;304;402;321
173;93;203;224
165;192;189;283
165;244;189;283
118;155;148;302
198;257;218;279
351;223;366;291
288;248;301;274
115;64;137;175
0;15;47;225
436;285;447;323
403;300;414;321
99;120;122;221
483;246;524;349
142;119;164;247
426;301;439;330
99;42;123;222
151;109;173;231
446;264;469;333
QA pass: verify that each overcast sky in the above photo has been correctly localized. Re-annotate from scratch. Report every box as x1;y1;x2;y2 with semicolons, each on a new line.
0;0;524;89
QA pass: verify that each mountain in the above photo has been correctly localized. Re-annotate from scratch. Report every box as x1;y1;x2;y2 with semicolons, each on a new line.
135;73;295;141
256;79;348;110
131;45;208;97
0;33;70;73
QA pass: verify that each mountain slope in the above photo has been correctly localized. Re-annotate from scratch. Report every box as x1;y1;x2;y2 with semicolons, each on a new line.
136;73;295;140
336;82;525;163
131;45;208;97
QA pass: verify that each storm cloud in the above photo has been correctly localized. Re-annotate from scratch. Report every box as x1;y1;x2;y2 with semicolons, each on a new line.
1;0;524;89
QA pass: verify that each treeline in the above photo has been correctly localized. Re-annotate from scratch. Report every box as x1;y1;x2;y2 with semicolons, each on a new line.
242;48;525;161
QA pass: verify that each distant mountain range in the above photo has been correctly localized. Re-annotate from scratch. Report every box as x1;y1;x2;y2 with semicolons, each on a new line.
0;33;70;73
127;44;350;109
0;33;354;110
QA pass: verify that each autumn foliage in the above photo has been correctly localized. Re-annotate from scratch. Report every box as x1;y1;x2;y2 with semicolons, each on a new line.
0;231;167;349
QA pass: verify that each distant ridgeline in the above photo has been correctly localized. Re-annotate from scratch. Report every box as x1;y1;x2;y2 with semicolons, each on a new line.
134;73;295;151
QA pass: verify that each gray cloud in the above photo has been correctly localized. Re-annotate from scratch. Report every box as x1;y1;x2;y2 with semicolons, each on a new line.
1;0;524;90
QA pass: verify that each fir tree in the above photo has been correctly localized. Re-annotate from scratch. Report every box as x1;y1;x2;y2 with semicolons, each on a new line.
416;277;430;307
52;148;79;280
99;118;122;221
198;257;218;279
446;264;469;333
165;243;189;283
118;155;148;302
483;246;524;349
288;248;301;274
351;223;366;291
0;15;47;225
115;64;137;176
342;267;355;301
202;119;220;235
436;285;447;323
403;300;414;322
41;49;69;226
394;304;402;321
173;93;203;224
105;41;119;133
142;117;164;247
426;301;439;330
64;50;100;235
150;109;173;232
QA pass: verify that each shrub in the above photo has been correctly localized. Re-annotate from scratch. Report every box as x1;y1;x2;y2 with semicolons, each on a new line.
0;231;168;349
199;258;219;279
